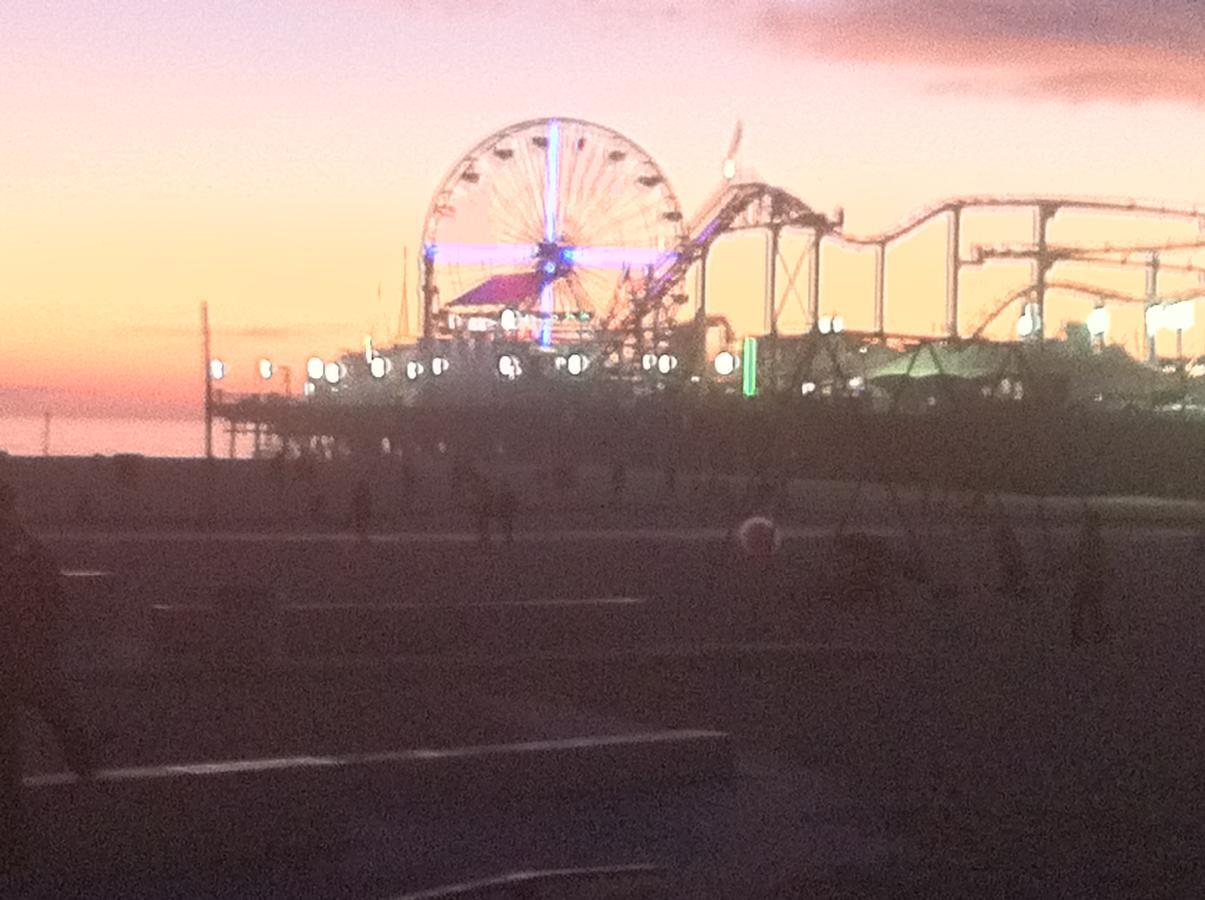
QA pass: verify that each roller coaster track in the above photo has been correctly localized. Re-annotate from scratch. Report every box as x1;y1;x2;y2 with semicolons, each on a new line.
830;195;1205;248
644;181;831;304
971;279;1205;339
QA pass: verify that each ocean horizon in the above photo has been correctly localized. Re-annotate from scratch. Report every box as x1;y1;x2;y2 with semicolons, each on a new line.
0;415;209;458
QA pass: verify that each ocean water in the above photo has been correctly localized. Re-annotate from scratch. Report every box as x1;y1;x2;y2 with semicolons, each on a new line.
0;416;208;458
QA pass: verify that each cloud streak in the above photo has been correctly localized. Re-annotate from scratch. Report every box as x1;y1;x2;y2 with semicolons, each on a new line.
126;323;353;341
759;1;1205;105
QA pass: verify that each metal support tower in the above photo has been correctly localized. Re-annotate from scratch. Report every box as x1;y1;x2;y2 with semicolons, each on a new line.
873;242;886;335
1032;204;1056;340
1146;251;1161;364
202;301;213;460
808;228;822;329
946;207;961;338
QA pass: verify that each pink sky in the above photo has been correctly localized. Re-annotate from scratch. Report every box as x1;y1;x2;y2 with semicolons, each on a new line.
2;0;1204;417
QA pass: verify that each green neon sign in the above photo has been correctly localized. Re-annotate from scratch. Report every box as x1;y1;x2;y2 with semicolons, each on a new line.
742;337;758;397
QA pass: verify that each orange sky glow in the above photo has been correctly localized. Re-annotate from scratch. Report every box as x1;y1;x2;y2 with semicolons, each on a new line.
3;0;1204;421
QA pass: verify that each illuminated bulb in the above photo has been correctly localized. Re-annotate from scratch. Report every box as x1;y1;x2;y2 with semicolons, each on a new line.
498;354;522;379
714;351;738;376
306;357;324;380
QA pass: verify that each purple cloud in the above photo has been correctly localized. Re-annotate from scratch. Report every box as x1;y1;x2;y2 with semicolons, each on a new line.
759;1;1205;104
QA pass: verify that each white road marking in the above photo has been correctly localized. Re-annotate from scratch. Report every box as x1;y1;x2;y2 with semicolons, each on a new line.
22;728;727;788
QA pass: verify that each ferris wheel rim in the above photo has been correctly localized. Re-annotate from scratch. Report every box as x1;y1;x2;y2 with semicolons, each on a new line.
419;117;688;342
419;116;685;249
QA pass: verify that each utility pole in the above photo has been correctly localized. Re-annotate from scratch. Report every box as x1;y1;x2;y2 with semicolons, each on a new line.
398;245;409;341
1146;252;1160;365
1032;203;1055;341
695;245;709;373
873;242;886;336
202;301;213;460
41;411;51;456
766;224;781;392
946;206;961;338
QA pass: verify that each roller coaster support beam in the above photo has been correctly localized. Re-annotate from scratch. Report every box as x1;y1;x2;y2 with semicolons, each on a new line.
695;245;710;370
1146;252;1161;364
766;225;781;336
873;242;886;336
421;252;436;340
809;227;822;329
1032;203;1057;340
947;207;961;338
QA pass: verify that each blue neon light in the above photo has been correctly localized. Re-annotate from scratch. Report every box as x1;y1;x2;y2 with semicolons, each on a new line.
540;282;555;345
540;120;561;346
544;120;560;244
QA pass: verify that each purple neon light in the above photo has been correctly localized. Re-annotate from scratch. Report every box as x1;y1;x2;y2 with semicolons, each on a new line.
565;246;675;268
426;243;675;269
539;282;555;339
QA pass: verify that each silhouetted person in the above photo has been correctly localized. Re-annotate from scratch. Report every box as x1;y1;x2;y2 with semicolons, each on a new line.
0;482;97;867
991;498;1029;603
268;448;286;492
350;478;372;538
1071;509;1106;645
610;461;627;503
74;491;95;525
495;482;517;544
308;490;326;525
400;460;417;513
471;473;492;545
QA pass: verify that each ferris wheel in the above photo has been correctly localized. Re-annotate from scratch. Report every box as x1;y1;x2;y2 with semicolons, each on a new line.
420;118;687;349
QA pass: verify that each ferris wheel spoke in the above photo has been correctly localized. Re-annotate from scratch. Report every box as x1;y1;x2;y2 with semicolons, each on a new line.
491;165;544;240
489;170;542;240
579;187;664;246
569;161;629;244
561;124;589;229
562;149;621;243
561;123;601;240
544;119;561;244
510;141;551;243
486;205;539;247
572;267;622;313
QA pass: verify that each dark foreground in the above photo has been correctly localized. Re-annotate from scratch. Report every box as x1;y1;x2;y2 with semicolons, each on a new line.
6;501;1205;898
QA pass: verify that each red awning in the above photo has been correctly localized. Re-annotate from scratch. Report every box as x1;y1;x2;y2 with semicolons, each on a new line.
449;272;544;308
